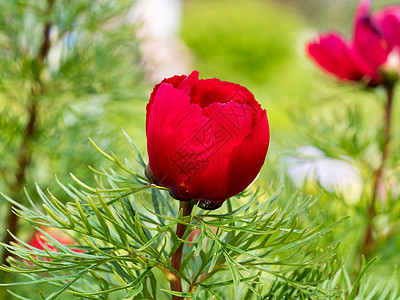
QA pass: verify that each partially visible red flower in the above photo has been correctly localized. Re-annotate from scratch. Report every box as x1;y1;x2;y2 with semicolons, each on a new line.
307;0;400;85
146;71;269;210
28;227;83;254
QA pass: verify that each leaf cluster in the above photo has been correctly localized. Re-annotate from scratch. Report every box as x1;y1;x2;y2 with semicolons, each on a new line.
281;84;400;297
0;133;348;299
0;0;146;197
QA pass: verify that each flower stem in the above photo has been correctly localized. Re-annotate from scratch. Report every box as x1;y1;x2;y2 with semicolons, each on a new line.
170;201;194;300
362;84;394;259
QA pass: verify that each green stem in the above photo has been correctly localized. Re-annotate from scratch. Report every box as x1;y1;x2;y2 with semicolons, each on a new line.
362;84;394;259
170;201;194;300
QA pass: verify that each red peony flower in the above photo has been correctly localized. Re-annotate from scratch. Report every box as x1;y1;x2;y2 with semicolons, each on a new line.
307;0;400;85
29;227;83;253
146;71;269;210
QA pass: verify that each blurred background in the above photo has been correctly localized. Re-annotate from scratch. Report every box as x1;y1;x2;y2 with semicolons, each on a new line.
1;0;399;297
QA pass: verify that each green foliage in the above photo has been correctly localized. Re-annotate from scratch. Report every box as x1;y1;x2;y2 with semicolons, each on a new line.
320;260;400;300
0;134;345;299
283;83;400;292
180;0;314;142
0;0;146;269
181;0;304;85
0;0;145;197
1;0;399;298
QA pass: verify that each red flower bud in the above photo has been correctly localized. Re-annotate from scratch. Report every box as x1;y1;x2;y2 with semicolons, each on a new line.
146;71;269;209
307;0;400;85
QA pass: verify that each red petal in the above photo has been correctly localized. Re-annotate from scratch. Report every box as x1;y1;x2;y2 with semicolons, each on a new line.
186;101;253;200
146;71;199;132
190;78;260;110
176;70;199;95
190;79;236;107
307;33;364;81
353;0;371;26
146;75;187;131
226;109;269;198
374;7;400;50
146;83;214;197
352;0;388;82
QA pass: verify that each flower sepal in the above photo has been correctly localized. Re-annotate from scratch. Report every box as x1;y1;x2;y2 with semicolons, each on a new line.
195;199;224;210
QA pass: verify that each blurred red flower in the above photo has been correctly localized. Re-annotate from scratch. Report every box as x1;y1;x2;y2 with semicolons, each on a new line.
29;227;83;253
146;71;269;210
307;0;400;85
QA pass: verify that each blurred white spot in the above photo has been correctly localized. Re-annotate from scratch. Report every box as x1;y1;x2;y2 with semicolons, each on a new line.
287;146;362;203
129;0;191;83
381;46;400;78
386;47;400;71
